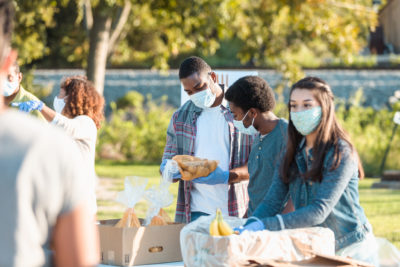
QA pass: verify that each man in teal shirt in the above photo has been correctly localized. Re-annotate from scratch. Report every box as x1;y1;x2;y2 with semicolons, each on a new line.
225;76;292;216
3;60;46;121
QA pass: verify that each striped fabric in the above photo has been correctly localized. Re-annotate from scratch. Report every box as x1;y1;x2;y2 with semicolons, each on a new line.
162;98;253;223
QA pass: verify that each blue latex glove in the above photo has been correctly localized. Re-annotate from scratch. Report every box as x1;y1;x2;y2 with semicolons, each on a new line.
12;100;43;112
234;217;265;234
160;159;181;179
192;166;229;185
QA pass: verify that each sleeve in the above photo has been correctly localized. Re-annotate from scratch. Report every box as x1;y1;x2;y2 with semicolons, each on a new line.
252;164;289;223
261;145;358;231
52;113;97;141
161;113;178;162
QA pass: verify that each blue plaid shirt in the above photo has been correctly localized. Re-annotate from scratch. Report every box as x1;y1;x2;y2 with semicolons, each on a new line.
162;96;253;223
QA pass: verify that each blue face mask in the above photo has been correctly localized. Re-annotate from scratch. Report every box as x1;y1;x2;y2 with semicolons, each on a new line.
233;110;258;135
290;106;322;136
2;80;19;96
189;87;216;109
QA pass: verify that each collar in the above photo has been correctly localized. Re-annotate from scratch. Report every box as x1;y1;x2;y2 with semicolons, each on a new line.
12;86;25;102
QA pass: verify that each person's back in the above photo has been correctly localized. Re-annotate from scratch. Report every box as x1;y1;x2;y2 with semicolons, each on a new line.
0;110;97;266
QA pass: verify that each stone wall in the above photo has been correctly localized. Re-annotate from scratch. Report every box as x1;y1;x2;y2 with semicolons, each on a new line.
34;69;400;113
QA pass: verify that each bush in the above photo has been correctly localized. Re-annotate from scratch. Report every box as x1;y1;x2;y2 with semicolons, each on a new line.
97;91;174;163
98;89;399;176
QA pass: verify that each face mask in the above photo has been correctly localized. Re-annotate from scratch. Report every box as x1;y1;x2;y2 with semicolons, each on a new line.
189;87;216;109
2;80;19;96
290;106;322;136
53;96;66;113
233;110;258;135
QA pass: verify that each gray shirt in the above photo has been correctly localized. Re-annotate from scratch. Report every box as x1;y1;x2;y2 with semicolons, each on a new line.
247;119;288;216
0;111;89;267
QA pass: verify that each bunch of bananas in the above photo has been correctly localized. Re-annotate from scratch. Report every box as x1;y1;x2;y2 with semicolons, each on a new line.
209;208;234;236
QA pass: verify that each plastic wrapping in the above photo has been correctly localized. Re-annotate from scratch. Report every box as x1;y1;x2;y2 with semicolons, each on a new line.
180;215;335;267
172;155;218;180
162;159;181;183
114;176;148;227
143;179;174;226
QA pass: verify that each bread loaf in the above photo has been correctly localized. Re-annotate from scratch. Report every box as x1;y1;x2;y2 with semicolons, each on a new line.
172;155;218;181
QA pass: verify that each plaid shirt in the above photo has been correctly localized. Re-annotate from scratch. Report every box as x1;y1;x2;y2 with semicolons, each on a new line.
162;96;253;223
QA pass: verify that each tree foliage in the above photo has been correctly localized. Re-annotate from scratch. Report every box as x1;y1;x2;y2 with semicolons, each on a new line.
12;0;377;94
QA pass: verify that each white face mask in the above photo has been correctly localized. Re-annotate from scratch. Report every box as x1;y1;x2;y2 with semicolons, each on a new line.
2;80;19;96
189;87;216;109
53;96;66;113
233;110;258;135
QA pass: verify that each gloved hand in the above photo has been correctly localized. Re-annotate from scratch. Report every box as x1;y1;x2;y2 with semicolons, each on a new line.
160;159;181;180
233;217;265;234
12;100;44;112
192;166;229;185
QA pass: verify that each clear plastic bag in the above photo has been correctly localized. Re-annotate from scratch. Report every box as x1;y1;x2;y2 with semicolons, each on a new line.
114;176;148;227
143;179;174;226
162;159;181;183
336;233;400;267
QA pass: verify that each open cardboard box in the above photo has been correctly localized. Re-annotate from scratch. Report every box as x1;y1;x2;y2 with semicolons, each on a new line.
98;219;185;266
239;253;374;267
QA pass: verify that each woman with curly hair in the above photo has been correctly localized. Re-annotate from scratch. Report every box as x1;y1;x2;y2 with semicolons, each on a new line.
15;75;105;215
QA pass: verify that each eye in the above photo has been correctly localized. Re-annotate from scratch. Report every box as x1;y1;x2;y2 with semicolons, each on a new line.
289;104;296;109
304;104;312;108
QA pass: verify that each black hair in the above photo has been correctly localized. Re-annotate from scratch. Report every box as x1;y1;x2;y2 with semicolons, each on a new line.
178;56;211;79
0;0;14;65
225;75;276;112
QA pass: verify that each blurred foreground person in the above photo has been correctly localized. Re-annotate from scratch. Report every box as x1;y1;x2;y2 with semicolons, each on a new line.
0;1;99;266
235;77;378;265
15;75;105;215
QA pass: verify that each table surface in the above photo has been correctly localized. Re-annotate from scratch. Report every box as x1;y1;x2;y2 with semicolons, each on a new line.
99;261;184;267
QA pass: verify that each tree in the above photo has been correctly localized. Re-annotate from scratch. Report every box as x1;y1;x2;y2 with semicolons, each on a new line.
231;0;377;88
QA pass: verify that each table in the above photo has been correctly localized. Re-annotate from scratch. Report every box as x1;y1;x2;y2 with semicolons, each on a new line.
99;261;184;267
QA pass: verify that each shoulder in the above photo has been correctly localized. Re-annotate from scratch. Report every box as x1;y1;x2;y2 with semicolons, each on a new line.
19;87;40;101
172;101;200;121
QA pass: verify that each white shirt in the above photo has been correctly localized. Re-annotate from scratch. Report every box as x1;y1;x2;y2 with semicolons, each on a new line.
191;105;230;216
52;113;98;215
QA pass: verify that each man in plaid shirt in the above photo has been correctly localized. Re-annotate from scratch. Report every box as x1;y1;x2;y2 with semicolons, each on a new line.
161;56;253;223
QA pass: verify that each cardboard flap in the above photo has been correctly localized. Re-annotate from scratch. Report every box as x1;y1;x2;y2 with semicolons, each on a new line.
239;253;374;267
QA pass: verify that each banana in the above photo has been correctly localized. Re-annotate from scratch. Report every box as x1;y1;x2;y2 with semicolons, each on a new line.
209;214;220;236
216;209;234;236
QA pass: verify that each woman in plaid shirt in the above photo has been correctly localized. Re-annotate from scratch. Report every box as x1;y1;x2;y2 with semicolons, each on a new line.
161;56;253;223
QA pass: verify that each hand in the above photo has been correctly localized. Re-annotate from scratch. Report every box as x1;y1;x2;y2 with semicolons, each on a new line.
192;166;229;185
233;217;265;234
12;100;44;112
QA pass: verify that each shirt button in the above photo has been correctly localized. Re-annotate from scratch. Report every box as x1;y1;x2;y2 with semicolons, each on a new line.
258;146;261;150
256;156;259;159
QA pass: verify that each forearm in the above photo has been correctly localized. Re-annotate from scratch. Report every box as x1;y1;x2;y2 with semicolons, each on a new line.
228;164;249;184
40;104;57;122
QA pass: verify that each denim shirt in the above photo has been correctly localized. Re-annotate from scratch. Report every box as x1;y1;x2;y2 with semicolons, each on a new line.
247;119;287;216
252;138;372;251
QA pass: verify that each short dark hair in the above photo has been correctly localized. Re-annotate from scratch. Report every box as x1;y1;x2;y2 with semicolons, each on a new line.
0;0;14;66
225;76;276;112
12;60;19;73
178;56;211;79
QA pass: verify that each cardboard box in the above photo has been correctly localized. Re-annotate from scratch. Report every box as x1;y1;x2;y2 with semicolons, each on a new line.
99;219;185;266
239;253;374;267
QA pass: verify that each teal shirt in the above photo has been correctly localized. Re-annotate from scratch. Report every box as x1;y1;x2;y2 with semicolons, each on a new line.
247;119;288;216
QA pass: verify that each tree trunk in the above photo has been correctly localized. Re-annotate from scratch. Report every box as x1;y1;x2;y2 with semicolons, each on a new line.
86;13;112;96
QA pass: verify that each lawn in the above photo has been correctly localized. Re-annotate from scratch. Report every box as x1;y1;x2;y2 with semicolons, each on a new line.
95;162;400;249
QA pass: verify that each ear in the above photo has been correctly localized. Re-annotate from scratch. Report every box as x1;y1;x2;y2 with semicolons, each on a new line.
18;72;23;83
209;71;217;83
248;108;258;119
0;49;17;75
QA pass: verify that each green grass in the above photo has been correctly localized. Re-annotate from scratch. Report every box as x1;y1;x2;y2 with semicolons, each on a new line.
96;162;400;249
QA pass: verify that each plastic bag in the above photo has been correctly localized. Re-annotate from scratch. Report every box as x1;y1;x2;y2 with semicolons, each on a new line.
114;176;148;227
180;215;335;267
143;179;174;226
161;159;181;183
376;237;400;267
